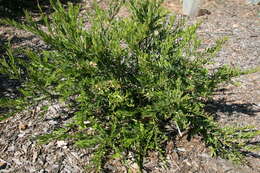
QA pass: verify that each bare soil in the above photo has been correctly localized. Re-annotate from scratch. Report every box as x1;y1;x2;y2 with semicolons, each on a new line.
0;0;260;172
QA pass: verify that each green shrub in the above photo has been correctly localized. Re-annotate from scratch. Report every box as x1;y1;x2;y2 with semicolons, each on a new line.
0;0;81;17
0;0;42;16
1;0;260;171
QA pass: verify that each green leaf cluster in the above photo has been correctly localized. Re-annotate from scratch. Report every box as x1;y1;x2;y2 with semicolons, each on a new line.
1;0;259;171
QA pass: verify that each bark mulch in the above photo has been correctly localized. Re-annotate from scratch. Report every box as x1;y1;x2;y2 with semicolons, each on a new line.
0;0;260;172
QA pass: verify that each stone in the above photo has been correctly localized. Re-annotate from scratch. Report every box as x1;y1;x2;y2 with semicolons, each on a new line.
197;9;211;16
57;140;68;148
18;123;28;131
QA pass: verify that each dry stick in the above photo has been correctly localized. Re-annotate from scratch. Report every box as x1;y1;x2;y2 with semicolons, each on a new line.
175;121;183;137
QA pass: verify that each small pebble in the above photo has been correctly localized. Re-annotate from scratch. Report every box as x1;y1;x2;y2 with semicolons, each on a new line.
18;132;26;138
57;141;68;148
7;145;15;152
199;153;210;158
48;120;58;125
197;9;211;17
19;123;28;131
175;148;186;152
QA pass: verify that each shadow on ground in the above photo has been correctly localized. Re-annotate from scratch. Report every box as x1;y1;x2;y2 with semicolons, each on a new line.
0;74;21;119
0;34;21;120
243;146;260;158
205;98;260;118
0;0;82;19
0;29;8;55
204;93;260;160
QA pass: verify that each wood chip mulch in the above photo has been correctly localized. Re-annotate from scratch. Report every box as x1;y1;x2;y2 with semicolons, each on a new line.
0;0;260;172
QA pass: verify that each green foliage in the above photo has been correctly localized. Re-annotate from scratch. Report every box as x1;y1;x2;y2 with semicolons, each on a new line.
240;66;260;75
1;0;260;171
0;0;81;17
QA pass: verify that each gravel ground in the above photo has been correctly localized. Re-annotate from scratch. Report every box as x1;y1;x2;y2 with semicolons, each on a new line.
0;0;260;172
